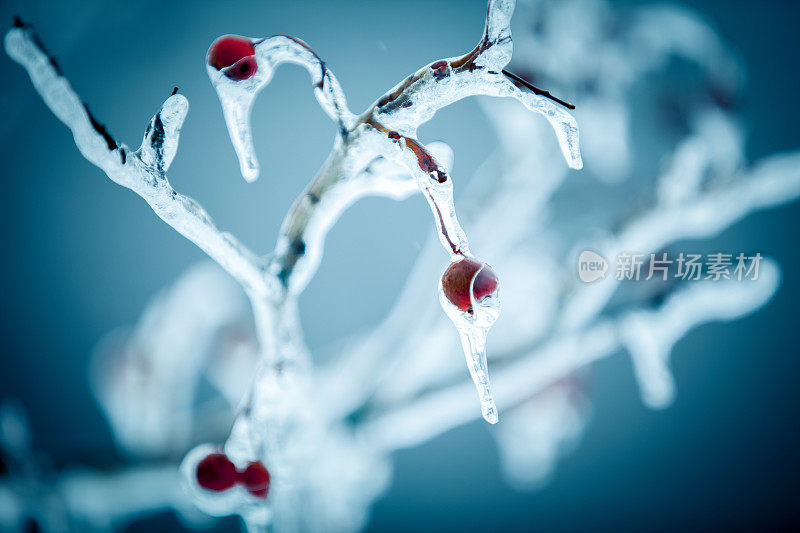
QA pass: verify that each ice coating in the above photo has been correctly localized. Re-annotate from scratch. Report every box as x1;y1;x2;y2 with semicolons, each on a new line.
180;443;271;528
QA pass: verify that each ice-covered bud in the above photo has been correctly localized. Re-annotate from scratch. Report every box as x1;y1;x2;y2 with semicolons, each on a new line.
430;60;450;80
196;452;238;492
208;36;257;81
238;461;270;499
442;258;498;313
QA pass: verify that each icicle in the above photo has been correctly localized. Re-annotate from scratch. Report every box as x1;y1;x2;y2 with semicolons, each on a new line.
440;279;502;424
425;174;501;423
207;68;261;182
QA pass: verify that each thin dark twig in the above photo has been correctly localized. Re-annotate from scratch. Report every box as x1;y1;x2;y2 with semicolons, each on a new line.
502;69;575;110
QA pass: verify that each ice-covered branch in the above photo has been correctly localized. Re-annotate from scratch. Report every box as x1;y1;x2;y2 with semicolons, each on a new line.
354;0;583;422
14;1;791;530
363;0;582;170
267;137;453;295
4;21;269;298
203;0;583;424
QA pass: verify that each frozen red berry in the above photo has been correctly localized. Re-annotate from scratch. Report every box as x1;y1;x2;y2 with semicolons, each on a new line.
196;453;237;492
208;35;257;80
388;131;401;141
238;461;270;499
442;258;498;313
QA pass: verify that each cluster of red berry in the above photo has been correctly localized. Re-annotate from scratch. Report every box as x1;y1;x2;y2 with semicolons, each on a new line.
196;452;270;499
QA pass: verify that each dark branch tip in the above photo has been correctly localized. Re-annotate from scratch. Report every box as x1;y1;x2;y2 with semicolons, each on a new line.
502;69;576;110
171;86;179;96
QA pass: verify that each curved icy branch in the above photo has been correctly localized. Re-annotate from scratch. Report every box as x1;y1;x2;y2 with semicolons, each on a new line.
268;134;454;295
362;0;582;170
5;24;269;297
260;35;355;130
211;34;355;182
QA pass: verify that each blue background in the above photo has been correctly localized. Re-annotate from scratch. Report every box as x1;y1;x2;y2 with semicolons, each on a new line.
0;0;798;531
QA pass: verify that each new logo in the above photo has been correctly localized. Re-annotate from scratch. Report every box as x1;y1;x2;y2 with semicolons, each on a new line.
578;250;608;283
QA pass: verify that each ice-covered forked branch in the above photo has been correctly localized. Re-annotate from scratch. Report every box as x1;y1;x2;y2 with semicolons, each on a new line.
207;0;582;182
5;20;268;297
205;0;582;423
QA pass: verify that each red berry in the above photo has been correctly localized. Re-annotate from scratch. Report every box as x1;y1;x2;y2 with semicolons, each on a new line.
196;453;237;492
388;131;401;141
238;461;271;499
208;35;257;80
442;258;498;313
